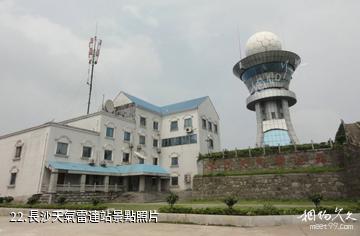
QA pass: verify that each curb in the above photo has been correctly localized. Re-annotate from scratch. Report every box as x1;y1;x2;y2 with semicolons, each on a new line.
1;208;359;227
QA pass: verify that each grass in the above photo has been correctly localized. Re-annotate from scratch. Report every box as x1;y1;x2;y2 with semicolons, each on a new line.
199;166;344;177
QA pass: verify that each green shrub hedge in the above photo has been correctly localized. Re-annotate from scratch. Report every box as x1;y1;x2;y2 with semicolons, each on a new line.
159;205;358;216
198;142;335;160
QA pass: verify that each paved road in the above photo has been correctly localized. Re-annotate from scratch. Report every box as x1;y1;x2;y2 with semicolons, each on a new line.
0;217;359;236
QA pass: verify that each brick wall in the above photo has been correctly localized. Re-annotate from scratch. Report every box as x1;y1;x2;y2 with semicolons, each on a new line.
193;173;345;199
193;145;360;199
202;149;343;175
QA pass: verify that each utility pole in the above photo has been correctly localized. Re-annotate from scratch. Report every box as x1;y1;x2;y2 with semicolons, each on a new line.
86;35;102;114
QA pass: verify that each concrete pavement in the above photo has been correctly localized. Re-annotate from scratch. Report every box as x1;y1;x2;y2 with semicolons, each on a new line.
0;217;359;236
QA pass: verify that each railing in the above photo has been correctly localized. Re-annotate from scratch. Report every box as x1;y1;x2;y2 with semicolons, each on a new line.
41;184;124;193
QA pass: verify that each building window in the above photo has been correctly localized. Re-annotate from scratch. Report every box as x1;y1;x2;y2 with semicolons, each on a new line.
184;118;192;128
271;112;276;119
139;158;144;164
9;173;17;186
56;142;68;156
170;121;178;131
153;139;158;147
153;121;159;131
209;139;214;149
171;176;178;186
208;121;212;131
140;116;146;127
171;157;178;167
214;124;218;134
106;127;114;138
82;146;92;158
139;135;146;145
162;134;197;147
15;146;22;158
202;119;207;129
124;131;131;142
153;157;158;165
263;129;291;146
104;150;112;161
123;153;130;163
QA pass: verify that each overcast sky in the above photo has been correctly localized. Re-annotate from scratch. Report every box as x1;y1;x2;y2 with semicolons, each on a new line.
0;0;359;149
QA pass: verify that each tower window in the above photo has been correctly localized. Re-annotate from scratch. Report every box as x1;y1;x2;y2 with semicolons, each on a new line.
271;112;276;119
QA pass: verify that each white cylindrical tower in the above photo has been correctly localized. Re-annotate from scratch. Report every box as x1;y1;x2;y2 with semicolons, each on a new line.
233;31;301;147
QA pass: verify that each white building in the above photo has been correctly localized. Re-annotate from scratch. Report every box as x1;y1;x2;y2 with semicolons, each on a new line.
0;91;220;201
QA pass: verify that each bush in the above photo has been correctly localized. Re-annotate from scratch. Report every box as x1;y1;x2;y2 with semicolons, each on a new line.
166;192;179;208
223;195;238;209
309;194;323;208
4;196;14;203
256;203;280;215
56;196;67;205
0;197;4;204
91;198;101;206
27;194;41;205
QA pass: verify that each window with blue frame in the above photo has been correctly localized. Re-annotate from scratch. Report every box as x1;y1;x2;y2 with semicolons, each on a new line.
241;62;294;81
263;129;291;146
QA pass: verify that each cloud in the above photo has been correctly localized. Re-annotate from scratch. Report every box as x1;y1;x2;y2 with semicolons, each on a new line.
122;5;159;27
0;0;359;149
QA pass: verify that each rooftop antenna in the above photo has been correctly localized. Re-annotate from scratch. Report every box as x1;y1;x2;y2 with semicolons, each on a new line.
86;23;102;114
237;26;243;60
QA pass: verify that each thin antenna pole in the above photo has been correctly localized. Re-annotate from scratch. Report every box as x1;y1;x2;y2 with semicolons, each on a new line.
87;49;96;114
237;26;243;60
86;26;102;114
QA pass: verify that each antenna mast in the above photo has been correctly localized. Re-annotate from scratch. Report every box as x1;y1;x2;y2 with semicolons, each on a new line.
86;30;102;114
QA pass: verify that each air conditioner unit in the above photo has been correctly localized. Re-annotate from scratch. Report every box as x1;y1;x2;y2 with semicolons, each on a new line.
185;127;193;133
88;158;95;166
100;160;106;167
137;145;142;150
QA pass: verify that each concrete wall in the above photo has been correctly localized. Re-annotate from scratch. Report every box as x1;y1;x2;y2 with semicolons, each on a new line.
0;126;50;201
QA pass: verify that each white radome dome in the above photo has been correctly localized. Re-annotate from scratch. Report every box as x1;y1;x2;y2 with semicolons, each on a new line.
245;31;282;56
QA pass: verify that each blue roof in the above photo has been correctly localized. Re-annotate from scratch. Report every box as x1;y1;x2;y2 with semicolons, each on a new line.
48;161;169;176
123;92;208;115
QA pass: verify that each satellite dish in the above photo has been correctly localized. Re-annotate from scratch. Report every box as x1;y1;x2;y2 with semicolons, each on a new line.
104;99;115;113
